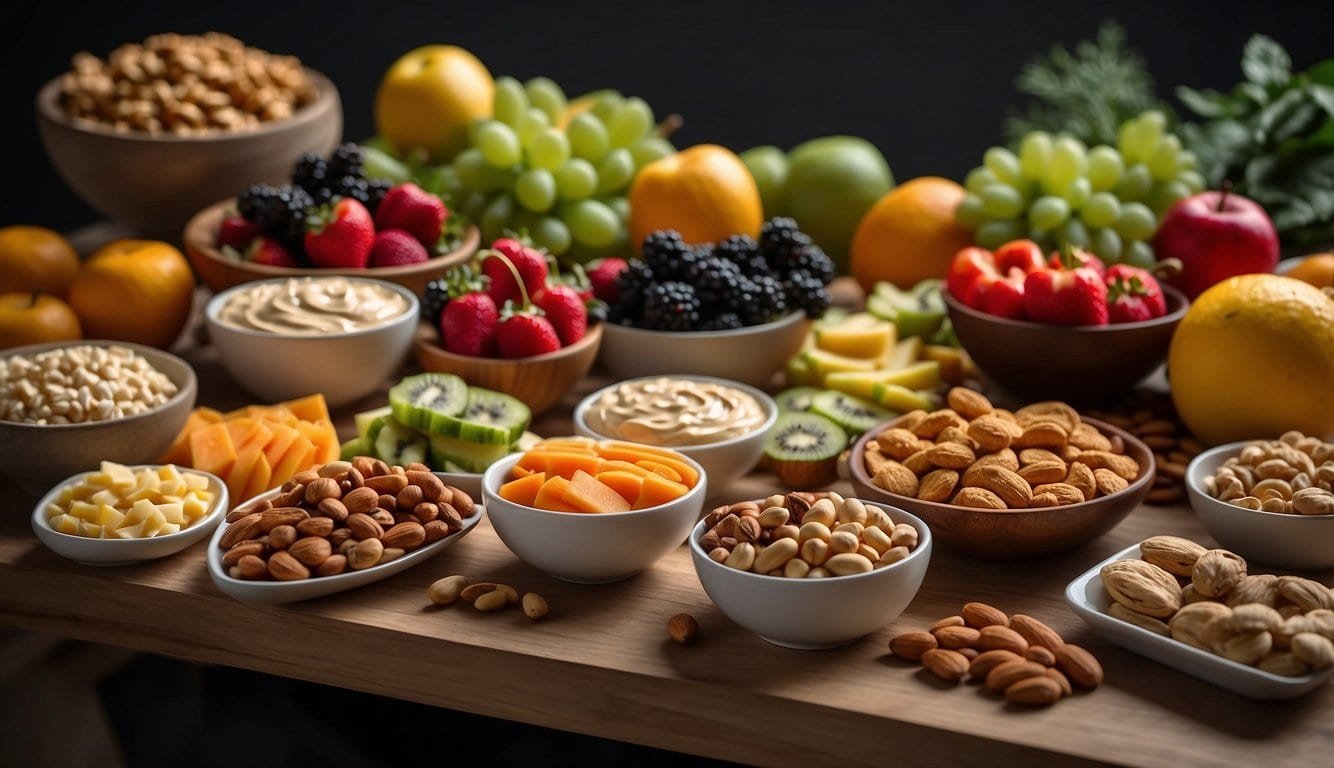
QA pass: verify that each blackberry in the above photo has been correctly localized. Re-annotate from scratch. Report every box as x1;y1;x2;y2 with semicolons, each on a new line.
686;256;745;306
779;244;836;285
327;143;366;179
333;175;372;207
760;216;813;272
714;234;771;279
741;273;789;326
237;183;314;248
366;179;394;215
610;261;654;324
420;278;450;325
640;281;701;332
698;312;743;332
291;153;328;192
640;230;696;280
784;270;833;318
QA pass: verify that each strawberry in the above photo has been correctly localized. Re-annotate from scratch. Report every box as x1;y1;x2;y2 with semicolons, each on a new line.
1105;264;1167;324
586;257;629;303
369;229;430;268
1023;266;1109;326
483;239;548;306
219;216;262;251
441;292;500;357
947;246;1027;319
374;183;448;247
533;284;588;345
994;239;1047;275
248;236;300;267
1047;247;1106;275
495;307;562;358
304;198;374;268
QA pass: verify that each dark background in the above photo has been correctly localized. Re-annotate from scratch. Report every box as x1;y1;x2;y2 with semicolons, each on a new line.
0;0;1327;233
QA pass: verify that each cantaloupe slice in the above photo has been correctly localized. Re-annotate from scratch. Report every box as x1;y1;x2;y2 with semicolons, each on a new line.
634;459;684;483
281;393;331;425
517;451;604;479
295;420;339;464
594;470;644;505
272;437;316;485
633;472;689;510
563;470;631;513
500;472;546;507
533;476;582;512
594;442;699;487
598;460;656;478
189;422;236;478
160;408;221;465
241;452;273;500
511;463;535;478
228;443;265;501
533;437;598;452
261;424;301;468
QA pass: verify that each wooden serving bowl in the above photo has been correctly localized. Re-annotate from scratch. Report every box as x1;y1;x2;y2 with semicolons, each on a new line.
36;70;342;238
183;199;479;296
848;415;1154;559
413;322;602;415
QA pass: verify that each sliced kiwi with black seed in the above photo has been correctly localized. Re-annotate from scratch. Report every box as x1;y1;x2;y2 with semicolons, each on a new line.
763;412;847;488
430;388;532;446
371;417;429;467
775;386;822;413
353;405;392;439
809;390;895;436
429;433;513;474
388;373;468;436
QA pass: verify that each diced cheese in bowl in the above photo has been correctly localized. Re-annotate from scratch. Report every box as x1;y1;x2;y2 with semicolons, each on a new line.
45;461;216;539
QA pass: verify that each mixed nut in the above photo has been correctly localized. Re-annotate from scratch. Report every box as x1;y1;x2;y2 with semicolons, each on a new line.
1;344;177;425
1086;390;1203;505
1101;536;1334;675
1202;432;1334;516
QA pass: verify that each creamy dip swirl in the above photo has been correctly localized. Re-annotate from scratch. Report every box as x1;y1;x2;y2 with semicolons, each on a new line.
218;277;410;335
585;377;767;446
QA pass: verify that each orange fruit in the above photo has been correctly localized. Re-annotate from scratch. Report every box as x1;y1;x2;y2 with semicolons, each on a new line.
0;292;82;349
68;239;195;349
374;45;494;161
1168;274;1334;444
0;225;80;297
1286;253;1334;289
849;177;973;292
628;144;762;249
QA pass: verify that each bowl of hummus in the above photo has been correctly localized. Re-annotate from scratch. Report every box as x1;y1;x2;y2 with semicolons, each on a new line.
574;375;777;497
205;276;418;407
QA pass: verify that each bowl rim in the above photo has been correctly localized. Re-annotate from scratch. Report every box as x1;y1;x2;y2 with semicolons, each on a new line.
0;340;196;431
31;464;227;543
1186;441;1334;523
943;283;1189;332
571;374;779;452
204;275;420;341
415;319;603;365
481;450;707;518
600;308;809;339
687;498;932;583
35;68;339;144
848;414;1156;515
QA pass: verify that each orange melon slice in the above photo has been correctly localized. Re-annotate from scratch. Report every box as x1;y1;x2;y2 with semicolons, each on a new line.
160;409;219;464
532;476;582;512
634;459;683;484
272;437;316;485
261;424;301;469
281;393;331;425
594;470;644;505
598;460;656;478
633;472;689;510
295;420;338;464
241;452;274;500
533;437;598;452
517;451;604;479
189;422;236;479
594;442;699;487
500;472;546;507
229;444;265;501
511;463;535;478
563;470;631;513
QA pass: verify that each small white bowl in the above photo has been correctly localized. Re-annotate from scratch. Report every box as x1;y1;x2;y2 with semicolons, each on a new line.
204;277;419;408
597;310;811;388
481;452;707;583
31;466;227;566
572;375;777;497
1186;442;1334;570
688;500;933;649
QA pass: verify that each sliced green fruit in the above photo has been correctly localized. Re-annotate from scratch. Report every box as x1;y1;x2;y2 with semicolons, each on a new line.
775;387;822;413
802;347;879;377
429;434;512;474
786;355;820;387
354;406;392;439
809;391;896;435
868;279;947;339
813;311;897;359
372;417;429;467
763;412;847;488
388;373;468;436
420;387;533;446
884;335;924;370
824;361;942;399
513;431;543;452
869;384;937;412
339;436;369;461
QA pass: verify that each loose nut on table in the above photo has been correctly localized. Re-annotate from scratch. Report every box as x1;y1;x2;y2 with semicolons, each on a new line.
522;593;549;620
428;575;470;605
1004;675;1064;706
889;631;938;661
668;613;699;645
1053;644;1103;689
921;649;969;682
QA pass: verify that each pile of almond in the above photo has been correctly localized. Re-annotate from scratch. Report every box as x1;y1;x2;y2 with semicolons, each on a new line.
1203;432;1334;515
890;604;1102;707
700;492;919;577
427;575;548;619
219;457;476;581
1086;390;1203;505
864;389;1144;510
1101;536;1334;675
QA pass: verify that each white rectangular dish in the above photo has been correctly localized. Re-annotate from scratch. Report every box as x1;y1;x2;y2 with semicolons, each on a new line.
1065;543;1332;700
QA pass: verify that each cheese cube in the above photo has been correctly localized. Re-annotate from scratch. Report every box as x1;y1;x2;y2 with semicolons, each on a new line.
183;473;208;492
140;510;167;537
158;502;185;525
102;461;137;488
52;514;81;535
110;522;144;539
182;493;208;522
125;498;157;524
69;500;101;522
158;522;181;536
89;489;119;507
78;520;103;538
95;505;125;529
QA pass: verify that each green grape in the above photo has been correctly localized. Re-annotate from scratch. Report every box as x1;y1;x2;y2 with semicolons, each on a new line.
984;147;1023;186
1123;240;1156;269
604;195;630;222
965;167;998;195
629;137;674;169
567;113;611;162
1117;111;1164;164
516;108;551;149
1086;146;1124;191
1180;170;1205;194
528;128;571;171
475;121;521;168
975;220;1025;249
1177;150;1198;172
590;91;623;123
980;183;1024;218
607;97;653;148
563;199;620;247
1114;202;1157;241
595;148;634;194
1061;177;1092;208
1114;164;1152;202
1057;218;1090;249
1147;181;1191;216
1045;136;1087;192
493;77;528;127
480;193;516;243
361;145;411;184
1027;196;1070;229
1080;192;1122;228
1019;132;1053;180
531;215;572;256
1090;227;1123;262
525;77;566;125
955;194;987;228
555;158;598;200
515;168;557;213
1147;135;1182;181
454;147;512;191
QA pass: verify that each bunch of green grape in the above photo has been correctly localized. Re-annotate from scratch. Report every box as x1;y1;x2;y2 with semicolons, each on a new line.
450;76;674;262
955;111;1205;267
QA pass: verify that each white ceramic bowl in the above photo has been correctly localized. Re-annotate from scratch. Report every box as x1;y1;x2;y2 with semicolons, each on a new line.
572;375;777;497
481;452;707;583
597;310;811;388
689;500;933;649
1186;442;1334;570
31;466;227;566
204;277;418;408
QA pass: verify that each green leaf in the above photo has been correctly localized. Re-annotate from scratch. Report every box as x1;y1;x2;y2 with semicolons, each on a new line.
1241;34;1292;88
1177;86;1235;118
1240;82;1271;106
1309;59;1334;86
1311;84;1334;117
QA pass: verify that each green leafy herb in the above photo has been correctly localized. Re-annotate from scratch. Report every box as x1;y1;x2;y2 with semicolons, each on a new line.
1004;21;1167;147
1178;35;1334;246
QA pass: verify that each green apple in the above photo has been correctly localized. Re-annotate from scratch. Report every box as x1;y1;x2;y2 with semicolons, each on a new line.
740;145;789;218
781;136;894;272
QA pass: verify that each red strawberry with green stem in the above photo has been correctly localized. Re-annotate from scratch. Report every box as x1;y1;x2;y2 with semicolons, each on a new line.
1105;264;1167;323
248;236;300;267
533;283;587;345
586;257;628;303
488;252;561;358
374;183;448;247
369;229;430;268
437;266;499;357
483;238;548;307
304;198;374;268
219;216;262;251
1023;247;1109;326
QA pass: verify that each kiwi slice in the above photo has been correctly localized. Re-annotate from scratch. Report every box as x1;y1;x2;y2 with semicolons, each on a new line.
388;373;468;436
429;433;513;473
444;388;532;446
339;436;369;461
810;390;896;436
353;406;392;439
371;417;430;467
763;412;847;488
775;387;822;413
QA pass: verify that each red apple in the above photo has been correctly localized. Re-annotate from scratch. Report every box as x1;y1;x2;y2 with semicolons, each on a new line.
1153;189;1279;299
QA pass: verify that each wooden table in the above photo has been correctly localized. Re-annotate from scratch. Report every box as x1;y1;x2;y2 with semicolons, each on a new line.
1;296;1331;768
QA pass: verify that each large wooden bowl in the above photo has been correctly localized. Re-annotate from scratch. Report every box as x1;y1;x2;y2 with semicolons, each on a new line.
36;69;342;238
183;199;479;296
848;415;1154;559
413;322;603;415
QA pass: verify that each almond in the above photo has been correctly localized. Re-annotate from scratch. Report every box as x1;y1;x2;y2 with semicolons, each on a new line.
1018;448;1064;466
925;441;976;470
1018;460;1068;486
1102;559;1183;617
236;554;268;580
1169;602;1233;650
952;486;1007;510
316;554;347;576
405;470;445;502
257;507;307;532
873;462;919;497
315;497;348;522
921;648;969;682
341;486;381;516
1004;675;1063;705
902;449;934;475
363;473;407;495
961;602;1009;629
1192;549;1247;598
1031;482;1085;506
288;536;332;567
977;625;1028;654
1138;535;1207;577
912;409;966;439
1013;421;1068;450
877;428;923;460
1079;451;1141;481
422;519;450;543
218;513;262;549
916;469;959;502
932;625;980;649
972;448;1020;472
1024;645;1057;666
1277;576;1334;612
1053;644;1103;688
267;550;310;581
931;615;965;632
381;521;426;551
1068;422;1113;452
968;649;1021;679
268;524;296;550
947;387;993;419
221;540;264;567
226;497;272;522
1093;467;1130;495
1044;668;1072;696
303;477;341;505
370;507;396;527
889;631;938;661
1227;574;1281;607
984;660;1047;691
969;465;1032;509
1064;462;1098;500
1030;492;1060;507
1014;402;1080;432
1010;614;1065;651
966;415;1014;452
1108;603;1170;636
448;486;477;517
349;538;384;569
296;516;335;538
396;484;425;511
345;512;384;541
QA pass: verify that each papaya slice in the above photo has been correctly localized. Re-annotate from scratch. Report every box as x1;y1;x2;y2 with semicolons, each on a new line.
261;424;301;469
532;476;582;512
532;437;598;453
633;471;690;510
280;393;331;425
563;470;631;513
272;437;316;486
594;470;644;505
634;459;683;484
189;422;236;479
516;451;603;479
241;452;274;501
499;472;546;508
594;441;699;487
159;408;220;465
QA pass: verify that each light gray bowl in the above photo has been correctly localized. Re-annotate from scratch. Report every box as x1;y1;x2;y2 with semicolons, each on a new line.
0;341;197;497
204;277;418;408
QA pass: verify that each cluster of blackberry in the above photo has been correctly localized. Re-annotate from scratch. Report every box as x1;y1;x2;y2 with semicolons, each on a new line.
610;218;834;332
